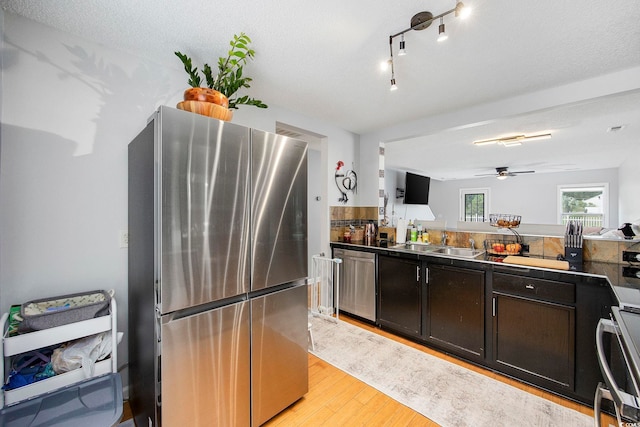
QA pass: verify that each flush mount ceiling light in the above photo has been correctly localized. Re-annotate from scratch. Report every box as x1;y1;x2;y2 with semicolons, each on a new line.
473;132;552;147
384;1;470;90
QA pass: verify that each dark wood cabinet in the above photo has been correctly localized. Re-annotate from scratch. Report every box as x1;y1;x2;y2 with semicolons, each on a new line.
492;272;575;390
378;254;424;339
427;264;485;359
330;242;617;407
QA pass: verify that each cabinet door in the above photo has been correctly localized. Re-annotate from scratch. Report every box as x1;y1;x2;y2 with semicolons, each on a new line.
493;293;575;389
427;264;485;358
378;255;422;338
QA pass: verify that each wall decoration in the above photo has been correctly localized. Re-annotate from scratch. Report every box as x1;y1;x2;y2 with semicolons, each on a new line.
335;160;358;203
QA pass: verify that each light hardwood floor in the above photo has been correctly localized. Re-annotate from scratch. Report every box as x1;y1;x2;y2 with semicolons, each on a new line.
122;315;618;426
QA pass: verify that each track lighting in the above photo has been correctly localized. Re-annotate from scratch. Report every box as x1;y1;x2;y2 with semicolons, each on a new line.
390;78;398;91
473;133;552;146
437;18;448;42
385;2;471;88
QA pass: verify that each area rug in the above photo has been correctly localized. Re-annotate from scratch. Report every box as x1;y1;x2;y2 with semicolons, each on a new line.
309;316;593;427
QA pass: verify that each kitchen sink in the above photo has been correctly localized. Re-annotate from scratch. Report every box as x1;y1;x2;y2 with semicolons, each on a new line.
396;243;435;252
393;243;484;258
429;247;485;258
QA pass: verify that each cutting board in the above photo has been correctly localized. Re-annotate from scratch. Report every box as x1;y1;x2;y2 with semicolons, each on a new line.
502;256;570;271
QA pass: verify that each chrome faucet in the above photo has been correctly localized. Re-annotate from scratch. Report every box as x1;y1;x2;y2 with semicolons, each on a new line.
441;232;448;246
469;238;475;250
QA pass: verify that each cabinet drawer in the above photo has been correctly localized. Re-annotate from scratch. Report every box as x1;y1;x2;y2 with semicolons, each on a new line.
493;273;575;304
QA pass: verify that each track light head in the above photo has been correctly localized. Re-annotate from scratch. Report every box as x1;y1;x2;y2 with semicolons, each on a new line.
390;78;398;91
399;35;406;56
437;18;448;42
455;1;471;19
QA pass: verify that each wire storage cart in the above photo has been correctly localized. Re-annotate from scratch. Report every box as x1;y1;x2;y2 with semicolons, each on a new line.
0;292;122;426
309;254;342;321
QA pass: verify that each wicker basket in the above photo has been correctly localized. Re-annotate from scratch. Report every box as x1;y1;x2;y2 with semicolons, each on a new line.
489;214;521;228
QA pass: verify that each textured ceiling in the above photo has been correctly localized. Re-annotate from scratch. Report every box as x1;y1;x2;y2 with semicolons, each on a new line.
2;0;640;179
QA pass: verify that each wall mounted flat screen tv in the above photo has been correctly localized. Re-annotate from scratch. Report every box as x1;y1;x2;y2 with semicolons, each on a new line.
404;172;430;205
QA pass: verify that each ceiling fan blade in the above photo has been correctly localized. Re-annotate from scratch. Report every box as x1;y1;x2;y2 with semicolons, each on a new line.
474;173;498;177
512;170;535;174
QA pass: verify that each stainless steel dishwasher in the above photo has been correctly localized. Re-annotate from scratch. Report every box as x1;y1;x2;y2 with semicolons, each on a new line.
333;248;376;322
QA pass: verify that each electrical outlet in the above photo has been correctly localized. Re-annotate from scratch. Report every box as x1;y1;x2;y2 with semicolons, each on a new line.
119;230;129;248
623;251;640;262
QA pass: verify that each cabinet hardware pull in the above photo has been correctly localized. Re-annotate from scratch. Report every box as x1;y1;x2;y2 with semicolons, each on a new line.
525;284;535;289
492;297;496;317
425;267;429;284
416;266;420;282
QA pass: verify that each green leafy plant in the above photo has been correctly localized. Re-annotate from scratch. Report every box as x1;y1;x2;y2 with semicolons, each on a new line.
175;33;267;110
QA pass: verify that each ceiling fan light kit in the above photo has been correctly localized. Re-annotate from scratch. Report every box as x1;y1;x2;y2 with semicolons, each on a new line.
476;166;536;180
385;1;470;90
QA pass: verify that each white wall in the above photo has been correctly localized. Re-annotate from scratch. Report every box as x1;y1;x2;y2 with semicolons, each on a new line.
619;156;640;224
0;13;358;388
384;169;436;225
427;168;618;227
356;133;377;206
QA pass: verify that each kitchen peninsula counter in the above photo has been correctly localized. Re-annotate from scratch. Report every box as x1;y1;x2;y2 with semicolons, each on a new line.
330;240;640;292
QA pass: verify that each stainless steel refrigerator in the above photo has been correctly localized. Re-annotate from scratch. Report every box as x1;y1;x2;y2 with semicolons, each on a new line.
128;106;308;427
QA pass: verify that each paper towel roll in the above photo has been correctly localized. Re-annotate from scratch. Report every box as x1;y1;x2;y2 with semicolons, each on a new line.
396;219;407;244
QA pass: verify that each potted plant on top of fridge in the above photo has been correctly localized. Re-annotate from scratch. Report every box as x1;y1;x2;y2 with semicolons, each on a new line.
175;32;268;121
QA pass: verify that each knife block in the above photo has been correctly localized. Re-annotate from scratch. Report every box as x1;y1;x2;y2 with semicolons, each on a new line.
564;246;583;271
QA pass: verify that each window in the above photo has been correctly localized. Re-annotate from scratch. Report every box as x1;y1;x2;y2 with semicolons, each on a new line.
460;188;490;222
557;183;609;228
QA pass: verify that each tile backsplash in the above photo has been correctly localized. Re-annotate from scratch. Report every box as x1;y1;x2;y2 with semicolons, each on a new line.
330;206;378;242
329;212;638;263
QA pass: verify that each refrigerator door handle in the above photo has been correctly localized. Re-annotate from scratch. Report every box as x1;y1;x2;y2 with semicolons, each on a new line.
155;306;162;343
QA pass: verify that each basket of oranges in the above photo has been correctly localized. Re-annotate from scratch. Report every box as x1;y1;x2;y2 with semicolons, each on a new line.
485;239;522;256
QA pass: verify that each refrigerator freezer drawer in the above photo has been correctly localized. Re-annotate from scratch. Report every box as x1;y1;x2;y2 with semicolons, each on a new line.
161;300;250;427
251;285;309;426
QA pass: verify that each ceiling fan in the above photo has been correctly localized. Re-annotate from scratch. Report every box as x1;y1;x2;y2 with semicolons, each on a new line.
475;167;535;180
